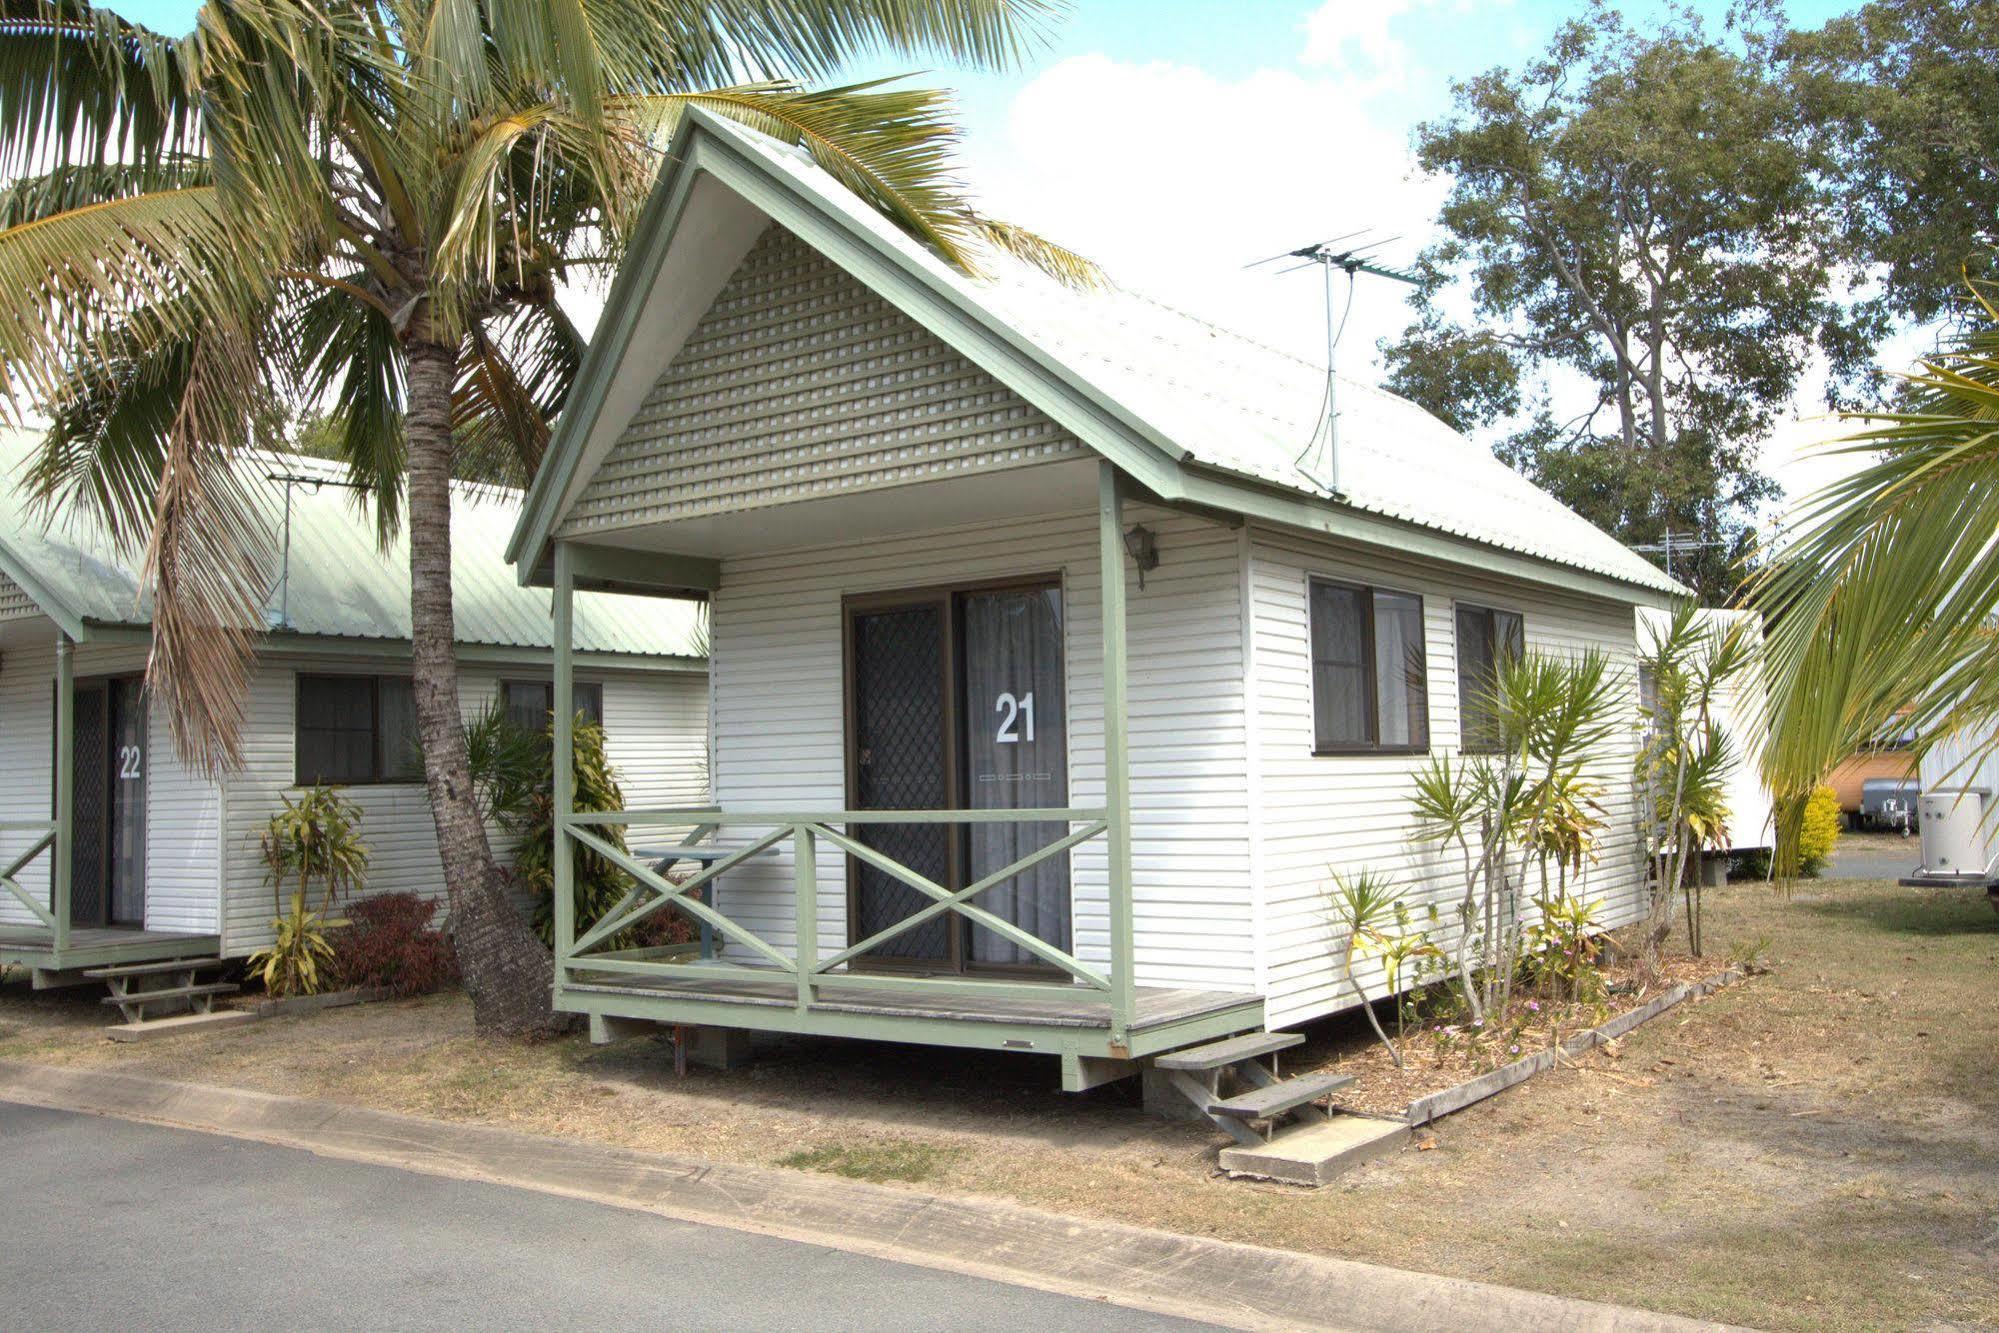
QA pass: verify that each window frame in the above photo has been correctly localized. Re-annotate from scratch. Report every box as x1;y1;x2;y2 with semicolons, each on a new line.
293;672;422;787
1307;575;1432;757
1455;602;1526;755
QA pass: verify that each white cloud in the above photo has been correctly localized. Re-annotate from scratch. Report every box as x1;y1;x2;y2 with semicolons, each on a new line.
962;45;1446;381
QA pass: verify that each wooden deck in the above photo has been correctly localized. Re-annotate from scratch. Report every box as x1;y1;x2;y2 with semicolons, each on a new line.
0;925;221;974
562;964;1265;1060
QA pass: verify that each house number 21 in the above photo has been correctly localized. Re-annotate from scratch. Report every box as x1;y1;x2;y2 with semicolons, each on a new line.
994;692;1036;744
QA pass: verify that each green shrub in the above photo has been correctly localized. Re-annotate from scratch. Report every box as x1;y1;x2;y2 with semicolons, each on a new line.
249;787;367;997
1796;785;1842;877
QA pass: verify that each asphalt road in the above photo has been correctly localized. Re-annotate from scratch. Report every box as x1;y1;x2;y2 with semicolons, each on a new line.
1826;834;1922;882
0;1101;1213;1332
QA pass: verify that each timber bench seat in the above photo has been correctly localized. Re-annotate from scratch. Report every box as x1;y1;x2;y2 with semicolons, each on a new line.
1207;1070;1353;1121
1155;1031;1303;1072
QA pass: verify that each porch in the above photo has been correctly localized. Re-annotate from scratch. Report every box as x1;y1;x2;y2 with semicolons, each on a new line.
543;464;1269;1074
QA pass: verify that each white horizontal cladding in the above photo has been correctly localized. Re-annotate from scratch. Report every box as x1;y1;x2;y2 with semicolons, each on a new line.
0;636;57;923
704;504;1256;992
0;638;212;931
558;224;1083;538
222;653;708;955
1248;525;1647;1029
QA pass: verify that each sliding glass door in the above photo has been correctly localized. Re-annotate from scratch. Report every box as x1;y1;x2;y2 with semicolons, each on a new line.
845;579;1070;973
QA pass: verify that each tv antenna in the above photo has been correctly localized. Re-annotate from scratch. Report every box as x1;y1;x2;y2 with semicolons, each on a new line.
1248;232;1421;496
1629;527;1727;584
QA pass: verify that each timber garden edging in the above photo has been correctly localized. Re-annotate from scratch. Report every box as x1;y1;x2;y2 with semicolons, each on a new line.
1402;967;1747;1126
245;985;397;1020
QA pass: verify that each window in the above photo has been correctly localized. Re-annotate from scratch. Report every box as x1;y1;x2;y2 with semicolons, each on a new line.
1309;579;1429;753
1456;604;1525;752
295;675;422;785
500;680;604;736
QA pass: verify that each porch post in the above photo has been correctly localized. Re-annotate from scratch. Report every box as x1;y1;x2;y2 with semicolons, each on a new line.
1098;462;1136;1047
551;541;576;989
52;632;73;953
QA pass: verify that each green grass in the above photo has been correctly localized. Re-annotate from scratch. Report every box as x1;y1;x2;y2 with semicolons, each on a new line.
779;1141;959;1184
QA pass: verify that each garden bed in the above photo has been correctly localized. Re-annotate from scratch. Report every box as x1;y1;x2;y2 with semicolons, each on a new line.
1286;942;1739;1119
239;985;397;1019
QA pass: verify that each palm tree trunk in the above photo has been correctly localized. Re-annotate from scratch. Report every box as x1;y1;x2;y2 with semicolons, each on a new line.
404;335;564;1038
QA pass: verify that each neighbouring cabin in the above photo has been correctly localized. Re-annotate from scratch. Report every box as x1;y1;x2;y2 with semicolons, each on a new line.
507;109;1681;1087
0;440;707;977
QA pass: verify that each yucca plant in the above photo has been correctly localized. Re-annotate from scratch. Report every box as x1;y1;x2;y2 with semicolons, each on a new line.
1753;277;1999;875
247;889;344;998
1410;649;1620;1022
0;0;1080;1036
1637;603;1754;961
253;785;366;996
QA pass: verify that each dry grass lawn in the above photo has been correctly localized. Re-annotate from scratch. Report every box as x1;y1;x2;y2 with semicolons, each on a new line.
3;877;1995;1330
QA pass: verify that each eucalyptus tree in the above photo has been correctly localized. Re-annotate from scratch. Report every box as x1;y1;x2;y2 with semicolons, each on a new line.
1381;5;1865;602
1754;289;1999;867
0;0;1069;1035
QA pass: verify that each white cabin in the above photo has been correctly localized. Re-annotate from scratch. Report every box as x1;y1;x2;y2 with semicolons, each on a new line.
506;109;1682;1083
0;441;707;976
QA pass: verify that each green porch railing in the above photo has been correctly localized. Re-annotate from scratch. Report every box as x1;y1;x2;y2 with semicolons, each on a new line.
553;808;1126;1035
0;820;59;931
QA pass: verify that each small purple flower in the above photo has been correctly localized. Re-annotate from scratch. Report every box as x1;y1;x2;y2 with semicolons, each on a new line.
1509;1044;1520;1054
1527;1000;1541;1012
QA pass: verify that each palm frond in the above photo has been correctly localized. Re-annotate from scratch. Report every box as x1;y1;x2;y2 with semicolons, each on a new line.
1753;290;1999;804
0;0;199;177
142;329;281;775
650;0;1056;85
970;215;1103;288
622;81;975;268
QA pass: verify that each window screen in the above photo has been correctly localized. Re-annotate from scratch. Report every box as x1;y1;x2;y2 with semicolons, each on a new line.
500;680;604;736
1309;579;1429;752
1456;604;1525;752
296;675;420;785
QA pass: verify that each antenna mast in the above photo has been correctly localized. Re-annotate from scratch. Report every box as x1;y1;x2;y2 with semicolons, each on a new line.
1249;234;1420;497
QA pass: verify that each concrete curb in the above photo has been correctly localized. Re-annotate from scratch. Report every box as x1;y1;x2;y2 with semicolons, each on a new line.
1405;968;1745;1126
0;1060;1731;1333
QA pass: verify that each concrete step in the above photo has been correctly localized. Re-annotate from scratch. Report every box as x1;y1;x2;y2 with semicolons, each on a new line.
1154;1030;1303;1072
1220;1114;1410;1187
106;1009;257;1043
1207;1070;1353;1121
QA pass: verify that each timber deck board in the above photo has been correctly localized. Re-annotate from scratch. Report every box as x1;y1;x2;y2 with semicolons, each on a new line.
0;927;221;969
565;970;1255;1032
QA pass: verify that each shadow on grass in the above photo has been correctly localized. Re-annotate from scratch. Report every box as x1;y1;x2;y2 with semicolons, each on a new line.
1795;887;1999;939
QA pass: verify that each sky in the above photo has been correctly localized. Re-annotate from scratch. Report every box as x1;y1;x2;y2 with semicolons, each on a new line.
107;0;1875;515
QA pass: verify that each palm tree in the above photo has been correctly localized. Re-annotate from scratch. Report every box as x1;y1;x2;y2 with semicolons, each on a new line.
0;0;1076;1035
1753;281;1999;862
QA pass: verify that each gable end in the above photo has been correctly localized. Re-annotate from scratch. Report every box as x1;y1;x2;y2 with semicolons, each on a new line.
557;226;1083;537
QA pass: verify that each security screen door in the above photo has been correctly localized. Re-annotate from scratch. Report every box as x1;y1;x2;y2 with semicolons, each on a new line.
845;580;1071;972
65;676;146;929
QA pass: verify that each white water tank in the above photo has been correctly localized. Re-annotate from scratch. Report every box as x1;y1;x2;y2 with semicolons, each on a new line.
1918;788;1992;878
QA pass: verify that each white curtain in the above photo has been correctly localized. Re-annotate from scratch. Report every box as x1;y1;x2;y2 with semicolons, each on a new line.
963;588;1071;964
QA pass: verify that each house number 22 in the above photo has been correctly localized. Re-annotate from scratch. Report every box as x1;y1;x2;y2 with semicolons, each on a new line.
118;745;142;780
994;692;1036;744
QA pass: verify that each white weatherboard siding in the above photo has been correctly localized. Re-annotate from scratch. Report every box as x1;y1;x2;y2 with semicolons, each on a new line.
1248;526;1648;1030
222;655;707;954
0;636;218;934
706;504;1256;993
558;224;1083;539
0;635;58;924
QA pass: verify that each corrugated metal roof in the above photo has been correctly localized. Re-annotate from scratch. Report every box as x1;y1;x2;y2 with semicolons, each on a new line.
0;431;704;660
701;113;1683;598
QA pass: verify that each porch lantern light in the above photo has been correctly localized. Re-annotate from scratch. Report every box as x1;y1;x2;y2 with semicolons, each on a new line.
1123;523;1159;589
